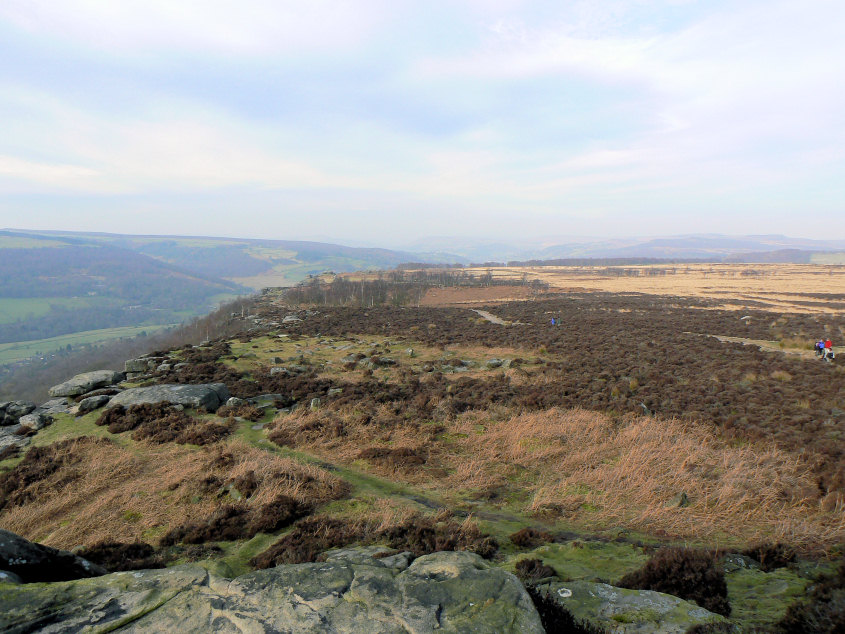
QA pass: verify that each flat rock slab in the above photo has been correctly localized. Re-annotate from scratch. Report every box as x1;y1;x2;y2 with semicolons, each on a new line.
107;383;230;412
49;371;125;397
0;548;543;633
535;580;729;633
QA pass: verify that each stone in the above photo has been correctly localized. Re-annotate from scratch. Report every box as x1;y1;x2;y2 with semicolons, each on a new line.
0;548;543;633
269;366;289;376
18;412;50;432
77;394;111;414
107;384;226;412
1;401;36;425
0;570;22;584
48;370;125;398
310;397;321;410
125;357;165;373
0;529;106;584
283;315;302;323
38;397;72;416
722;553;762;574
534;580;729;632
271;356;283;364
156;363;172;372
667;492;690;508
486;358;504;368
327;387;343;396
0;427;29;453
225;397;246;408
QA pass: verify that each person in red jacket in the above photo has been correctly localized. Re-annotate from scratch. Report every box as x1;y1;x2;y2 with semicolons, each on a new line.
824;338;833;359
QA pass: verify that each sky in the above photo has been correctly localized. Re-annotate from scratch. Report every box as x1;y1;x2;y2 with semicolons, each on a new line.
0;0;843;246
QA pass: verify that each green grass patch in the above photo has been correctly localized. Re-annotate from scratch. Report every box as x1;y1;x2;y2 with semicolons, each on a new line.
0;324;175;366
503;541;650;584
726;566;810;630
0;297;126;325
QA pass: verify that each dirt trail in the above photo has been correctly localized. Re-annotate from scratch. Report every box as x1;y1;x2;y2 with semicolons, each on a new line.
471;309;510;325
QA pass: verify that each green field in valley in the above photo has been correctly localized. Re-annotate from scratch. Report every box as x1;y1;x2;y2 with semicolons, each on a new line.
0;297;127;325
0;324;175;366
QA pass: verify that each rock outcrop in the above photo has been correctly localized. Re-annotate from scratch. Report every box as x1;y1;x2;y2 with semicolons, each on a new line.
107;383;230;412
534;579;730;632
0;547;543;633
0;529;106;584
0;400;36;426
48;370;125;398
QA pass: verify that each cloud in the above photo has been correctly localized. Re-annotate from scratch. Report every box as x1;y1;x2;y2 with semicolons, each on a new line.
0;0;391;56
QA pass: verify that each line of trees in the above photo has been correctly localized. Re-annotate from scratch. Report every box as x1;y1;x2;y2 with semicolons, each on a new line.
283;270;548;307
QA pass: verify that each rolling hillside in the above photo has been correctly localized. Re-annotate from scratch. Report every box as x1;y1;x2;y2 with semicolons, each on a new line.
0;231;245;350
18;230;449;289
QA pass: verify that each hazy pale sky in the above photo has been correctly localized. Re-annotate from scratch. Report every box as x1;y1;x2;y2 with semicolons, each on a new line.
1;0;843;245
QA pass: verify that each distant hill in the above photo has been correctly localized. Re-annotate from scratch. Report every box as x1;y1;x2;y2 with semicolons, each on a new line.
0;231;245;347
19;230;455;289
401;234;845;263
0;229;458;368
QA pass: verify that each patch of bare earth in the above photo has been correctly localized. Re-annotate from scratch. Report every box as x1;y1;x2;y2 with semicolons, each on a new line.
419;285;545;307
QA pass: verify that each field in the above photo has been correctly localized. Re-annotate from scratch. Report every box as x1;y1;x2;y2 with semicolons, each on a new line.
0;297;126;325
461;263;845;314
0;325;174;366
2;270;844;630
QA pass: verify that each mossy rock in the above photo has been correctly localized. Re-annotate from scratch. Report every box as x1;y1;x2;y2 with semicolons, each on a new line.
535;580;732;633
0;548;544;633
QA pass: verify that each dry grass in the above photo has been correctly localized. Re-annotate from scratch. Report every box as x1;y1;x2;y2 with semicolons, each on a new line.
0;438;347;549
447;409;844;549
270;402;843;550
461;264;845;314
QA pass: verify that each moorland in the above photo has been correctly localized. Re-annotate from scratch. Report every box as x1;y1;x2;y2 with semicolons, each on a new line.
1;265;844;631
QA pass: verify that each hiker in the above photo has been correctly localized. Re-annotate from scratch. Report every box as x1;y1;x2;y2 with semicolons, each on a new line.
825;338;833;360
550;317;556;326
816;340;826;357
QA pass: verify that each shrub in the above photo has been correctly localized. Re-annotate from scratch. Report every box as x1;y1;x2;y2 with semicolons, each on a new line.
741;542;796;572
216;403;264;421
510;527;553;548
251;513;498;568
514;558;556;583
618;547;730;617
77;541;167;572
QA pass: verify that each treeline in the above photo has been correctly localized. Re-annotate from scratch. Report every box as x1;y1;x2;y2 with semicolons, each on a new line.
0;297;259;403
284;270;547;307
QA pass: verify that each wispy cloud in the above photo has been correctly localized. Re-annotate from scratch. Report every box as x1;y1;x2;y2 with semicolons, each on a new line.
0;0;843;241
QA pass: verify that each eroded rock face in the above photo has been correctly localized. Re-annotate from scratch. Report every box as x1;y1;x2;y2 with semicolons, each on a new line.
0;547;544;633
107;383;230;412
0;529;106;584
48;370;125;398
534;579;730;633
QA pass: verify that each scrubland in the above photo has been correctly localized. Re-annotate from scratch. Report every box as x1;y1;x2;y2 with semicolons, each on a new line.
1;280;843;630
